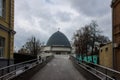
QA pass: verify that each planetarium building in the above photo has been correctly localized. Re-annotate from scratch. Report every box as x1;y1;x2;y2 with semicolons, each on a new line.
42;31;71;54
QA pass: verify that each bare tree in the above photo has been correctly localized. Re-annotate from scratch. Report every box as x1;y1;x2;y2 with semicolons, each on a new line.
24;36;41;56
73;20;110;56
96;35;110;44
89;21;100;56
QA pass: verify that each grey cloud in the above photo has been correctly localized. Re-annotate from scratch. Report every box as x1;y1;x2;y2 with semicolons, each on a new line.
69;0;111;17
97;13;112;40
14;0;112;50
14;24;50;50
55;11;72;22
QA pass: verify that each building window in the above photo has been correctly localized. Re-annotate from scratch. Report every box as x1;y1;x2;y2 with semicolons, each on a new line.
0;37;5;57
105;47;108;52
0;0;5;17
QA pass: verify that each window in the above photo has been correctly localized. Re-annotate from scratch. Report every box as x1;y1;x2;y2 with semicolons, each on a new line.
0;37;5;57
105;47;108;52
0;0;5;17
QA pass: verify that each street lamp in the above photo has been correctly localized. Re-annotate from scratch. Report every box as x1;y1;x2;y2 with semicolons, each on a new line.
75;34;83;62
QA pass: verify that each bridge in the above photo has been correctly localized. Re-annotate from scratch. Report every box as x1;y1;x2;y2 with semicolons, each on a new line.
30;55;86;80
0;54;120;80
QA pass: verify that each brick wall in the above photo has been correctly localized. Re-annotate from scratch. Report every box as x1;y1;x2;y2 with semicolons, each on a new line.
112;0;120;71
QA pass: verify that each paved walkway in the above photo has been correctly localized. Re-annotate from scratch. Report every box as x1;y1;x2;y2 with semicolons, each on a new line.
30;55;86;80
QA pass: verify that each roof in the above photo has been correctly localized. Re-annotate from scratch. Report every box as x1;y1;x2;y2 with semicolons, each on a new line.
46;31;71;47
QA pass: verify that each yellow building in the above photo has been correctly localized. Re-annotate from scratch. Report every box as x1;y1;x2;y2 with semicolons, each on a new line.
99;43;113;68
0;0;15;67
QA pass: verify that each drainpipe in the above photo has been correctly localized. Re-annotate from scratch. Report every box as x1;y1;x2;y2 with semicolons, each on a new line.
111;2;115;69
7;0;12;67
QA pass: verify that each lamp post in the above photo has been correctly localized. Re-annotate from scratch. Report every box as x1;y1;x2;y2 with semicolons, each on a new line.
91;36;94;63
91;23;96;63
33;37;36;56
75;34;82;62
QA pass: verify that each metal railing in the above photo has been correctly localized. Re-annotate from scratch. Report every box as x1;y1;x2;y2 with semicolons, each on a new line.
83;60;120;80
0;54;54;80
0;59;38;80
70;56;120;80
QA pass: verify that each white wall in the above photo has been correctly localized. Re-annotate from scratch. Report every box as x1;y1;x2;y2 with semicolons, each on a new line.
51;47;71;52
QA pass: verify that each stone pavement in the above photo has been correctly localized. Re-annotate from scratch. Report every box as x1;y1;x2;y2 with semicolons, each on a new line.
30;55;87;80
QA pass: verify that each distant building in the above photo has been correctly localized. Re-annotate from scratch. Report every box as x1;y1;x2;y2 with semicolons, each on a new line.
111;0;120;71
0;0;15;67
42;31;71;54
99;42;113;68
18;48;30;54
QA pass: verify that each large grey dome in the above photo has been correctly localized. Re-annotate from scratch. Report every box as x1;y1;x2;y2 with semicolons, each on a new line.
46;31;71;47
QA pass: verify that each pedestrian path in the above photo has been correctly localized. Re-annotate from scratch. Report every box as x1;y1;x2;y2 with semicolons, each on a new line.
30;55;87;80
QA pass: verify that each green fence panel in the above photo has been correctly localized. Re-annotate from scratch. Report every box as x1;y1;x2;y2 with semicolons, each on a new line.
93;55;98;64
75;54;98;64
87;56;92;63
83;56;87;62
79;56;82;61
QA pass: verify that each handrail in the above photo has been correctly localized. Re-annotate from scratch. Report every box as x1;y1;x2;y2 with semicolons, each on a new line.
84;61;120;74
0;59;37;70
0;59;38;80
70;56;118;80
0;54;54;80
81;60;120;80
71;57;103;80
70;54;120;74
80;62;115;80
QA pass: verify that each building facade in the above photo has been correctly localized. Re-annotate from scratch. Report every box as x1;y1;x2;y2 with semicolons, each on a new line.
111;0;120;71
42;31;71;54
0;0;15;67
99;43;113;68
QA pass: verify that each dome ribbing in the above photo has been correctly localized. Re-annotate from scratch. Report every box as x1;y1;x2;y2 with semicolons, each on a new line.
46;31;71;47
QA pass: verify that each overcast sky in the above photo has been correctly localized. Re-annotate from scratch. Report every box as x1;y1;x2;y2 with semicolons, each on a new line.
14;0;112;50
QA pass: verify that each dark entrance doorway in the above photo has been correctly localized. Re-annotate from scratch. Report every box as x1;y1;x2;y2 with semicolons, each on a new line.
56;52;61;54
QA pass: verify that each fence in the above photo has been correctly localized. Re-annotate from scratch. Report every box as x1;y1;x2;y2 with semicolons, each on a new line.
0;55;54;80
70;55;120;80
76;54;99;64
